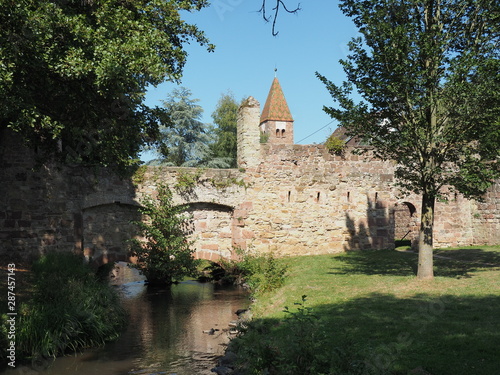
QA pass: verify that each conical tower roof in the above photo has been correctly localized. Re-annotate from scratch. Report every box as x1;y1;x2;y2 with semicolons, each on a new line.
260;77;294;124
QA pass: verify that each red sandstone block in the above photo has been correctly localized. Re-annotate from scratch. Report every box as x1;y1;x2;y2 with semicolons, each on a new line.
234;218;245;227
233;209;248;219
238;202;253;210
232;239;247;250
242;230;255;239
194;250;208;259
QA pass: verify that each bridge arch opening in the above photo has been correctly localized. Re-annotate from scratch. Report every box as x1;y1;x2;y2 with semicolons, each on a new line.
82;200;240;267
82;202;141;265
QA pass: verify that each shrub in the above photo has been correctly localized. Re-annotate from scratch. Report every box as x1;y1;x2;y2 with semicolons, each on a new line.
238;252;288;295
129;183;198;285
210;250;288;295
260;132;270;144
325;134;346;156
231;296;367;375
16;253;126;361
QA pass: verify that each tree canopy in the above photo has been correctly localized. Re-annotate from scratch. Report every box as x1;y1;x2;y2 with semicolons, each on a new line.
209;92;239;168
317;0;500;279
0;0;213;172
148;87;213;167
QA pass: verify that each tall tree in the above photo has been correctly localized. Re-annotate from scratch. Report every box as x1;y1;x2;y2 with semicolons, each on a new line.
317;0;500;280
0;0;213;171
150;87;212;167
209;92;239;168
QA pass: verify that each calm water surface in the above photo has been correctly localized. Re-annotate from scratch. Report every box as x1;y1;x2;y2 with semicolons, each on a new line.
14;263;249;375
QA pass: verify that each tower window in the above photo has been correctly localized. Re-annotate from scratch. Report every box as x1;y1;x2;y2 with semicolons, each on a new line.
281;129;286;138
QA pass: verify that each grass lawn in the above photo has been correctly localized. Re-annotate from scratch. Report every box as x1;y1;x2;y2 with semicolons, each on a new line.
232;246;500;375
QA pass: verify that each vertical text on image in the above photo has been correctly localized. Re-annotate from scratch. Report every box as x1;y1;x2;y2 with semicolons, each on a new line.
6;263;17;368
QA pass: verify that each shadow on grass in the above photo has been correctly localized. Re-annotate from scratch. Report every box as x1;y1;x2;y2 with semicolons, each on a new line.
329;250;418;277
328;248;500;278
231;293;500;375
434;247;500;265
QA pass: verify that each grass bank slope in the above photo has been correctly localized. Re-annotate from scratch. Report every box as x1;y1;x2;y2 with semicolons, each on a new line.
231;247;500;375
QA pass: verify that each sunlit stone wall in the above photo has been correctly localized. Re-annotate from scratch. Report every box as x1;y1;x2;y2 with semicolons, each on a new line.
1;106;499;264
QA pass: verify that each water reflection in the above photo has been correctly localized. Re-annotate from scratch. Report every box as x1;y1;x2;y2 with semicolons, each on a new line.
17;264;249;375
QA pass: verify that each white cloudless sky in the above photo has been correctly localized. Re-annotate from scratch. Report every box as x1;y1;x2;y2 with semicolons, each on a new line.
143;1;359;158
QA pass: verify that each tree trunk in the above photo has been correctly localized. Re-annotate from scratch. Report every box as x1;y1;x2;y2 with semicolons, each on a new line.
417;192;435;280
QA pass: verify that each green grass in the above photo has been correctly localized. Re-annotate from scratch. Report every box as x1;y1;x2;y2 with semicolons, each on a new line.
231;246;500;374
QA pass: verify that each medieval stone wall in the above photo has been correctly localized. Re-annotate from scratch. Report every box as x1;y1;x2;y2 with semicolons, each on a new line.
1;96;499;264
0;128;141;263
238;144;397;255
472;183;500;245
1;130;82;261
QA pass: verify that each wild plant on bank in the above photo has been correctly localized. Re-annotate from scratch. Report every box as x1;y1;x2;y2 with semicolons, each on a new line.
238;251;288;295
211;249;288;296
231;296;367;375
16;253;126;361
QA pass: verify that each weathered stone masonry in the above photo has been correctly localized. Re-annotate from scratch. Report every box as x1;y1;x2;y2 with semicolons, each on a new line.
1;79;499;263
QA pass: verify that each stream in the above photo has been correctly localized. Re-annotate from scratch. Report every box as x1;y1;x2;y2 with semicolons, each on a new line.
8;263;249;375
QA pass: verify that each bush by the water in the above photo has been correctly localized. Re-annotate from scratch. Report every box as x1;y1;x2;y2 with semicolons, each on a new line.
129;183;199;285
15;253;126;360
212;250;288;295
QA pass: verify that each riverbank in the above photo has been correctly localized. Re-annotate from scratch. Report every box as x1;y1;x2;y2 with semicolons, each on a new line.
0;253;126;370
1;257;250;374
227;246;500;374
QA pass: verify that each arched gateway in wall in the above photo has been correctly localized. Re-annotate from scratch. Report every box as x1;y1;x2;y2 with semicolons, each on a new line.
81;200;240;266
80;166;251;265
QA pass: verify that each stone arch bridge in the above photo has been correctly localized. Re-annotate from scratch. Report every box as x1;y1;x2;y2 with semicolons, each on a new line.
81;167;251;265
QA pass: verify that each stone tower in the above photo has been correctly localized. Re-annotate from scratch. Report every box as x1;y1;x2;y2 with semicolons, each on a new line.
237;96;261;169
259;77;294;144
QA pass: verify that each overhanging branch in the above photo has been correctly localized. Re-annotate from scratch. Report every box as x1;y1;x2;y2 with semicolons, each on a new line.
259;0;301;36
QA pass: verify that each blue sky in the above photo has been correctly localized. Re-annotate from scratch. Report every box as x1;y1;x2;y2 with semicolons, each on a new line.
144;1;359;151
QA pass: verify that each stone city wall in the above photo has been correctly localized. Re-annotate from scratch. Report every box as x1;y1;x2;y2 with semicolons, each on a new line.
1;97;499;264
